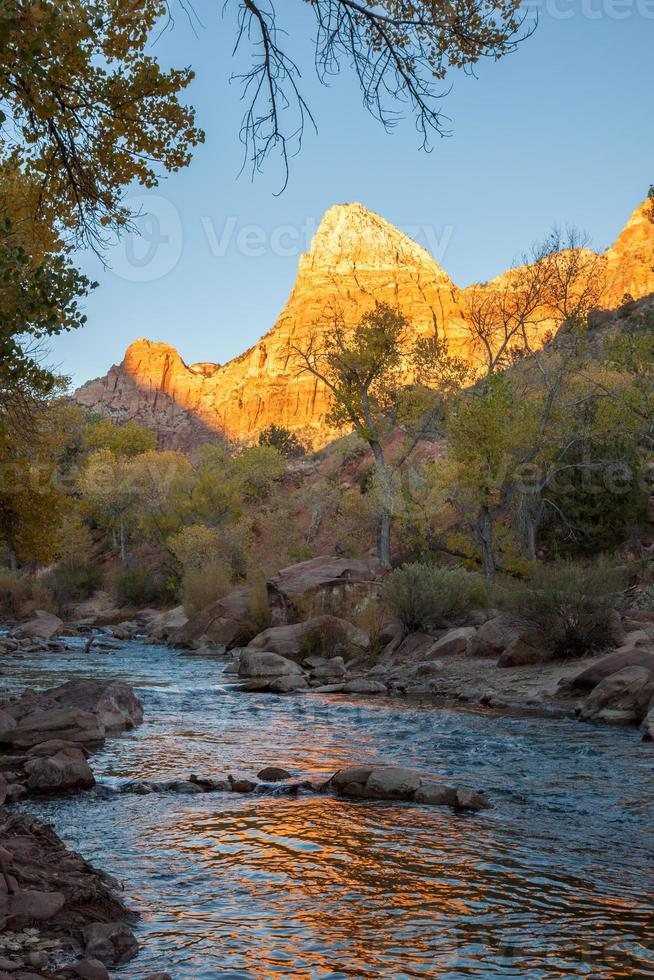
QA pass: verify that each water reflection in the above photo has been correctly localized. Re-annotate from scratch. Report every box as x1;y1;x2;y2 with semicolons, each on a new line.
3;640;654;978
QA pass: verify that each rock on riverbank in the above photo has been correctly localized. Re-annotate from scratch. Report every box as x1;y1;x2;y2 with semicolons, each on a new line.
0;680;143;803
0;812;137;978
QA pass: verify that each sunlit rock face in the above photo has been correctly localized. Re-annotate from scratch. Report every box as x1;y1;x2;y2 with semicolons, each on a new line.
74;199;654;449
604;200;654;306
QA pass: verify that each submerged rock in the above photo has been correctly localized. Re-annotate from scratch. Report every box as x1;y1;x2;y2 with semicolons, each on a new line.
257;766;291;782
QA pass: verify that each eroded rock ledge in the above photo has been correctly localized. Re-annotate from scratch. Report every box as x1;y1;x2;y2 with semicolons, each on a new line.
0;813;141;980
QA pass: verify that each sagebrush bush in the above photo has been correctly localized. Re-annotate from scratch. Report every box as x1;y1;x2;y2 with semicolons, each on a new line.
496;559;627;660
382;563;488;631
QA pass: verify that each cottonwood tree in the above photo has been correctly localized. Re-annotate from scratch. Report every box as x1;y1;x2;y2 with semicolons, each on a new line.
0;0;203;247
291;302;460;565
449;230;607;575
462;229;606;377
0;216;93;437
231;0;531;188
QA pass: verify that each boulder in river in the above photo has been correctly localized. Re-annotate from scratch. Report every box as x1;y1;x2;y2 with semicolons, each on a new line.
238;650;304;681
257;766;291;781
247;615;368;661
13;611;63;641
82;921;139;965
49;679;144;732
142;605;188;642
326;764;491;810
10;706;106;749
0;679;143;752
24;743;95;793
578;666;654;725
268;675;309;693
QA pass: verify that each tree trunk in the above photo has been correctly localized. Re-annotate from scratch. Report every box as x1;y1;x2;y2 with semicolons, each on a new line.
119;515;126;563
378;509;391;568
370;440;392;567
477;507;496;580
8;549;17;573
522;493;544;562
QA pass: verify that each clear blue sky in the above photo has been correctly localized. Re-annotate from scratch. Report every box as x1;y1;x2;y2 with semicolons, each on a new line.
50;3;654;387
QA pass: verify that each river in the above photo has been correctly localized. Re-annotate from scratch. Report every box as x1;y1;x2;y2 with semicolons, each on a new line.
2;638;653;978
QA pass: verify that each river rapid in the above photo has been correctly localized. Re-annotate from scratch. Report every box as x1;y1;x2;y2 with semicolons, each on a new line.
2;638;653;979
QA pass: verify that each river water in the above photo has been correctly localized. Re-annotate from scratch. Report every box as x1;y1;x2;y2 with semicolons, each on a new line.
2;638;653;978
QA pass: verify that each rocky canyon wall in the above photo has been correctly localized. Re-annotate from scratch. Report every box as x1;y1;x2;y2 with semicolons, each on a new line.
74;199;654;450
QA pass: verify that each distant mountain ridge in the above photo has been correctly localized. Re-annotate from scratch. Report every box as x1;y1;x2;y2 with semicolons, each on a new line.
74;199;654;449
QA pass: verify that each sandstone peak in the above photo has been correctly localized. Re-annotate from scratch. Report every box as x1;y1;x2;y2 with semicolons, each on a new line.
302;200;450;281
74;197;654;450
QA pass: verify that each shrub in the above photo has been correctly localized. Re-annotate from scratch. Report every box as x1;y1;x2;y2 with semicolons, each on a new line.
45;563;103;606
180;562;233;617
114;566;177;608
496;559;627;660
0;570;55;620
382;563;488;631
300;618;349;659
258;424;306;459
246;574;272;634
